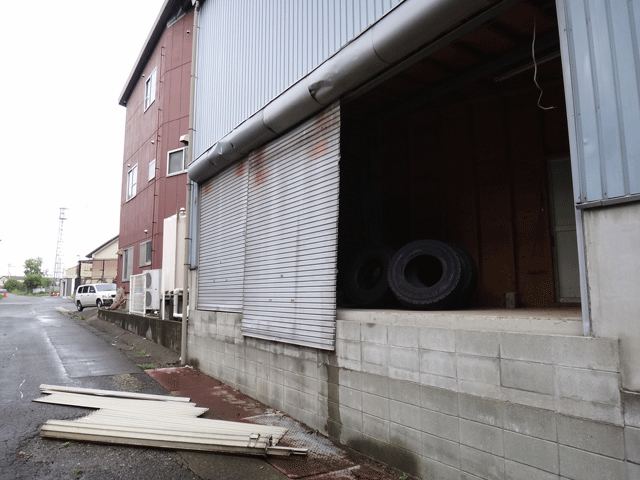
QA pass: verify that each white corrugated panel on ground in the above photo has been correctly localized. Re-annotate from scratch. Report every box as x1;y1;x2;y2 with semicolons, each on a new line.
197;159;248;311
241;103;340;350
36;386;305;457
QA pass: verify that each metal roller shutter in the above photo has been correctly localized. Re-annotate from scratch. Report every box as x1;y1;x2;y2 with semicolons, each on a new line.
242;104;340;350
197;159;248;312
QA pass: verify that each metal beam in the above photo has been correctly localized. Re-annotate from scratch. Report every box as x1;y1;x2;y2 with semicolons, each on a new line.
376;32;560;122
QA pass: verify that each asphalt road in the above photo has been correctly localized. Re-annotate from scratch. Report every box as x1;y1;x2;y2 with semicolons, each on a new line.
0;294;287;480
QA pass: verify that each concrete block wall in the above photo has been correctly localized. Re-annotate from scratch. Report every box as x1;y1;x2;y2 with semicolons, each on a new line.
188;309;640;480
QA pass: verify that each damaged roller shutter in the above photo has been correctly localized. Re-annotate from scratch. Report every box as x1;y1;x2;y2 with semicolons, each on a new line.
197;159;248;312
242;104;340;350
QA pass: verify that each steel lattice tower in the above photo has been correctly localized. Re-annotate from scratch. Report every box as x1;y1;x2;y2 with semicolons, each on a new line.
53;208;67;287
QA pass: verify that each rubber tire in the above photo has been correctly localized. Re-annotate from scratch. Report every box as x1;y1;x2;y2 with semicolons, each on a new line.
388;240;462;309
446;243;477;309
343;247;395;306
76;301;84;312
96;299;103;308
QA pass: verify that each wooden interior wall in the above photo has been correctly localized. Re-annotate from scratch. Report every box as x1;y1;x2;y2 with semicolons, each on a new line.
370;82;571;308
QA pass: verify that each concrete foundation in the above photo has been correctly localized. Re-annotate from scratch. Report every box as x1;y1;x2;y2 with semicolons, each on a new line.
188;308;639;479
584;202;640;391
98;309;182;354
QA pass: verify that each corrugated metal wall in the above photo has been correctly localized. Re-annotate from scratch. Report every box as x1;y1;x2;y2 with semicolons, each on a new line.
193;0;401;159
557;0;640;207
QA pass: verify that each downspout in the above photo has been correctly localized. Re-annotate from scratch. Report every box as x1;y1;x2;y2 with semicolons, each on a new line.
181;0;200;365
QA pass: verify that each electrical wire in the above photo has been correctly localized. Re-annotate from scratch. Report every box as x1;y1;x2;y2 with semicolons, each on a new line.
533;18;556;110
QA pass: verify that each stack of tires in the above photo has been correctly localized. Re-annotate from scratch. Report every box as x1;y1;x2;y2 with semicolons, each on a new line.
343;240;476;310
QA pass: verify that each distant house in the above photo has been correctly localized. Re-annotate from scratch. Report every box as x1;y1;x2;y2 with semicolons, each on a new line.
116;0;193;301
59;236;119;297
0;276;24;287
85;235;119;284
60;264;90;297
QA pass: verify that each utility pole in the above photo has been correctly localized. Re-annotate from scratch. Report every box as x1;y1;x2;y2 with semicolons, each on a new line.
53;208;68;290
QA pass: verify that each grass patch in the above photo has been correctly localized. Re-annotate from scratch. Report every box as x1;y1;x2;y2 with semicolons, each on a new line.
139;364;156;370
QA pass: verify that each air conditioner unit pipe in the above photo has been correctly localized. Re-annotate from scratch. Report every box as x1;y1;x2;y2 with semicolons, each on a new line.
173;288;188;319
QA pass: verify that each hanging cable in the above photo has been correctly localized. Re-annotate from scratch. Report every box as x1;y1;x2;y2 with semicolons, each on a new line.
533;18;556;110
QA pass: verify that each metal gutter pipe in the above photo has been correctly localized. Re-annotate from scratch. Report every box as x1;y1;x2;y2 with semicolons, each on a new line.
188;0;495;184
181;0;200;366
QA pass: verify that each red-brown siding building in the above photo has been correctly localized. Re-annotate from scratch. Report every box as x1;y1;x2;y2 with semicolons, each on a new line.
117;2;193;293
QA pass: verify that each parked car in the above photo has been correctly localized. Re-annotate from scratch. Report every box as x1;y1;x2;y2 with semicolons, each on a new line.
75;283;117;311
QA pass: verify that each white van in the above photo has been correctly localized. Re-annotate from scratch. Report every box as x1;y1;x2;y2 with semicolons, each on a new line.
75;283;117;311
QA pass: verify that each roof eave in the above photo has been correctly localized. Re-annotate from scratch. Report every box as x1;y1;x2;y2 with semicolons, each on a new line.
118;0;182;107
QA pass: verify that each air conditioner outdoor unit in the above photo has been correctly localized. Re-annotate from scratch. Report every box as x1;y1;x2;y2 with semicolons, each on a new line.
144;269;161;311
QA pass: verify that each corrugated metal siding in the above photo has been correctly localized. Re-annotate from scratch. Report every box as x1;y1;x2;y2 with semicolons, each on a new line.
241;104;340;350
558;0;640;206
193;0;401;159
197;160;248;311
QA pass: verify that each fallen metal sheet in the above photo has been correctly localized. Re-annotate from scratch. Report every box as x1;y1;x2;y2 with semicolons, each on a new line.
36;388;307;457
34;392;207;417
39;384;191;403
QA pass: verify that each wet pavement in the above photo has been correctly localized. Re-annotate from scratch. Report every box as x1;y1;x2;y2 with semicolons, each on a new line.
1;294;405;479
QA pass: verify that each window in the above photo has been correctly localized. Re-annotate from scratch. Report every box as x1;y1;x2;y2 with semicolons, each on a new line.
140;240;152;267
167;147;188;176
126;164;138;200
122;247;134;281
148;159;156;181
144;68;157;111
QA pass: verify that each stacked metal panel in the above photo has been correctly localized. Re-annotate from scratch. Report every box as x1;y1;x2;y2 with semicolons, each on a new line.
36;385;305;457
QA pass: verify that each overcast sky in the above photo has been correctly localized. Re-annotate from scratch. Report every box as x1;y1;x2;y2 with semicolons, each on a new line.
0;0;165;277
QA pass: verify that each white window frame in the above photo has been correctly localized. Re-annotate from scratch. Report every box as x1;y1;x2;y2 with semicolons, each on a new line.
126;164;138;201
167;146;188;176
148;159;156;182
122;247;134;282
144;68;157;111
139;240;152;267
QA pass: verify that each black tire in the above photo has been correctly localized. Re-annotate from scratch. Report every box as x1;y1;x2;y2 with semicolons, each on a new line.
388;240;462;309
96;299;103;308
343;247;395;306
76;301;84;312
446;243;477;308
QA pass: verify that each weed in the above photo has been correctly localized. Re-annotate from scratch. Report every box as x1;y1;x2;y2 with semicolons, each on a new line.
61;441;71;448
399;474;408;480
139;364;156;369
138;350;146;356
72;468;84;478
